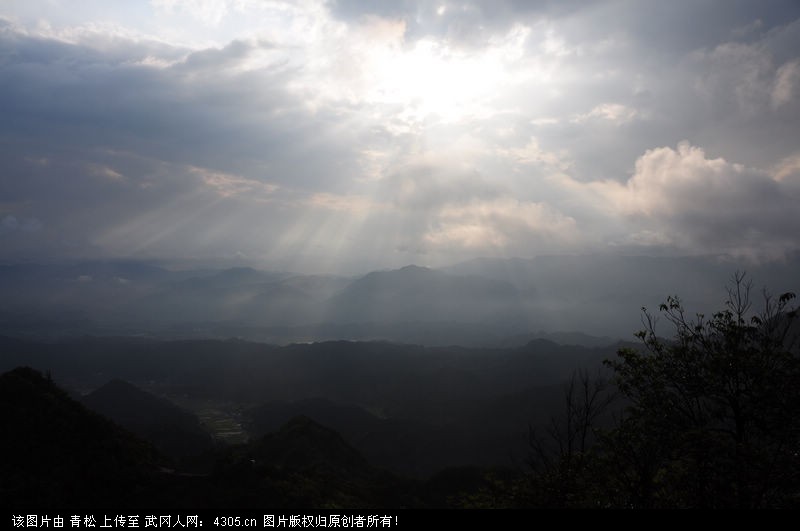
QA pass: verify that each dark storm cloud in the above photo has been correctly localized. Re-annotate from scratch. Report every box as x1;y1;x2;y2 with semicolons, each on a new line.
0;26;363;191
177;38;273;72
0;22;371;263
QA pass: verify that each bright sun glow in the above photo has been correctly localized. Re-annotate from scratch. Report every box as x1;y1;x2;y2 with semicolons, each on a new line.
362;26;530;124
371;40;500;121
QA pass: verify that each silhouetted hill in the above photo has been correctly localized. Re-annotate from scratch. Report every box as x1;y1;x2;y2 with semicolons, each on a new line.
244;381;587;479
249;398;380;442
247;398;457;478
0;336;614;479
253;415;370;473
0;367;160;507
82;379;214;458
212;416;418;509
499;330;619;348
0;367;524;509
0;335;610;411
326;265;530;325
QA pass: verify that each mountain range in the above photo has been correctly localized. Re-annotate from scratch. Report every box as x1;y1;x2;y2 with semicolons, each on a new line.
2;253;799;345
0;366;513;508
0;334;618;478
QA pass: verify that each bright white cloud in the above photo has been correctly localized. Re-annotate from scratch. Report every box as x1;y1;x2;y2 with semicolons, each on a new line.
424;198;579;252
772;59;800;108
189;166;278;200
574;103;640;124
578;142;800;258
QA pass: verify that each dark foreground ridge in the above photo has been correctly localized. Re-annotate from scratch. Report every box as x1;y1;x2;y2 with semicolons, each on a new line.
0;367;507;509
0;367;160;507
81;378;214;459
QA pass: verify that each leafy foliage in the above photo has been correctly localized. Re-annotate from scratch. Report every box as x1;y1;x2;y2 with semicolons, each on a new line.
512;272;800;508
605;272;800;507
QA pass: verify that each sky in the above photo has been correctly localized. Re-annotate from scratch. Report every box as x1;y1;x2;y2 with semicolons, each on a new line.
1;0;799;274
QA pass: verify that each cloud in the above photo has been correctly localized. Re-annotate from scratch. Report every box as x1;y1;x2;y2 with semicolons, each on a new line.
772;59;800;108
189;166;278;199
1;215;43;233
328;0;603;47
0;23;364;189
424;197;578;252
1;1;800;271
367;156;582;259
692;41;776;118
380;161;502;211
151;0;231;26
87;163;126;182
773;153;800;182
585;142;800;258
573;103;640;124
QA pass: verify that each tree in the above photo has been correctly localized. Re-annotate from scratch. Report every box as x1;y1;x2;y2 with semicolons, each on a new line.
605;272;800;508
524;369;616;508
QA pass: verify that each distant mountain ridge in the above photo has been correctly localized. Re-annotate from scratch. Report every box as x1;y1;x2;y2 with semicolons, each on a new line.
326;264;528;325
1;254;798;343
